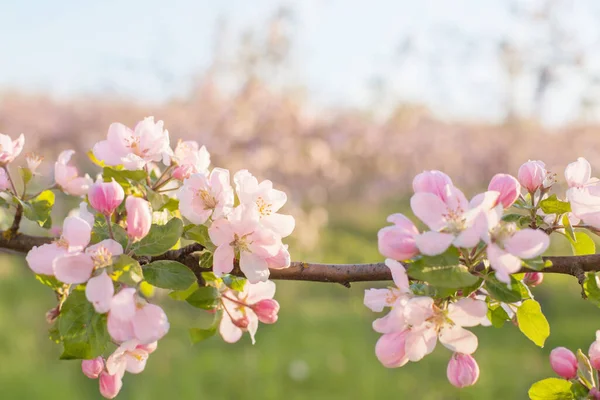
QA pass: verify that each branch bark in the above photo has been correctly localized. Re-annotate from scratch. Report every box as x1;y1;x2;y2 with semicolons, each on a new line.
2;232;599;285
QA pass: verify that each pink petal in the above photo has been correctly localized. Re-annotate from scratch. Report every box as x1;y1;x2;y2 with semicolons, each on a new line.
86;271;115;313
504;229;550;259
212;245;235;277
385;259;410;292
125;349;148;374
53;253;94;284
107;314;135;343
405;326;438;362
62;216;91;250
439;325;478;354
452;225;481;249
565;157;592;188
447;298;488;327
375;331;410;368
404;297;434;326
372;306;406;333
414;231;454;256
364;288;392;312
110;288;137;321
246;280;276;304
208;219;235;246
219;313;243;343
132;304;170;344
410;192;448;230
261;213;295;238
239;251;270;283
26;243;66;275
487;243;522;284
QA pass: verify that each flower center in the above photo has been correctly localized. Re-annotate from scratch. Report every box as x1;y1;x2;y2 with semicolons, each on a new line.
442;208;465;234
491;222;517;246
256;197;272;216
198;189;217;209
230;233;251;253
90;246;113;269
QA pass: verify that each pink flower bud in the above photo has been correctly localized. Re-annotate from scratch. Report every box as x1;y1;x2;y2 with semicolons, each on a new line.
488;173;521;208
518;160;547;193
126;196;152;241
378;214;419;261
524;272;544;287
590;387;600;400
447;353;480;388
81;357;104;379
253;299;280;324
172;165;194;181
589;333;600;370
233;316;250;329
88;179;125;215
99;371;123;399
550;347;578;379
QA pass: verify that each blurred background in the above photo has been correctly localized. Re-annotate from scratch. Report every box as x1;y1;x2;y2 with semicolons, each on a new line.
1;0;600;398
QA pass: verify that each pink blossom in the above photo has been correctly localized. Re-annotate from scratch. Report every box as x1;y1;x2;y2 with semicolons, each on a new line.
378;213;419;261
126;196;152;241
375;330;410;368
488;173;521;208
523;272;544;287
412;170;454;202
92;117;172;170
252;299;280;324
99;371;122;399
209;206;281;283
364;259;410;313
81;357;104;379
54;150;93;196
550;347;578;379
565;157;600;189
591;388;600;400
106;340;149;376
447;353;480;388
0;133;24;165
234;170;295;237
219;280;277;344
589;331;600;370
518;160;547;193
86;271;115;313
0;168;10;191
26;153;43;175
172;140;210;180
486;225;549;284
88;179;125;215
177;169;234;224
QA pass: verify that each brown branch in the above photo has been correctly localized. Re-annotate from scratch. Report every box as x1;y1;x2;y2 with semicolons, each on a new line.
2;232;600;285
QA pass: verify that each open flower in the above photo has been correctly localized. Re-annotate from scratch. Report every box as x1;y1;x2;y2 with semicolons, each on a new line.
106;340;150;377
0;133;24;165
55;150;93;196
172;140;210;180
219;280;279;344
92;117;171;170
364;259;411;313
177;169;234;224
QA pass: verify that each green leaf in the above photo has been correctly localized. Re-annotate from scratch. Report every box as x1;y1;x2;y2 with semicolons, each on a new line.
186;286;220;310
144;260;197;290
517;299;550;347
201;271;219;283
528;378;573;400
570;231;596;256
198;251;214;270
484;274;529;303
131;218;183;256
570;381;589;400
19;167;33;185
20;190;54;228
522;256;552;271
563;215;576;243
35;274;63;290
502;213;523;223
91;220;129;248
223;275;247;292
189;310;223;344
413;247;460;267
184;225;214;249
111;255;143;286
57;291;110;360
539;194;571;215
169;282;199;301
583;272;600;307
102;167;146;186
147;189;180;212
487;304;510;328
576;349;595;389
407;248;477;289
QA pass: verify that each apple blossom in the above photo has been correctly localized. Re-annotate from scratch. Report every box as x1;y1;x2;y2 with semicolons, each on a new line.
447;353;480;388
54;150;93;196
364;259;410;313
589;331;600;370
523;272;544;287
253;299;280;324
518;160;548;193
172;140;210;180
550;347;578;379
92;117;171;170
412;170;454;202
377;213;419;261
234;169;295;237
0;132;24;165
99;371;122;399
106;340;149;376
82;357;104;379
88;178;125;215
126;196;152;241
488;173;521;208
177;168;234;224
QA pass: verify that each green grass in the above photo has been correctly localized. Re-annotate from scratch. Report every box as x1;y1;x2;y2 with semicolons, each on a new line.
0;205;598;399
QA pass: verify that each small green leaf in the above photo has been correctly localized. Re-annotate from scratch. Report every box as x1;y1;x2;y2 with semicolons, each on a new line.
131;218;183;256
189;310;223;344
570;231;596;256
201;271;219;283
91;221;129;248
502;213;523;223
517;299;550;347
147;189;179;212
223;275;247;292
563;215;576;243
522;256;552;271
407;248;477;289
528;378;573;400
184;225;213;249
20;190;54;228
539;194;571;215
487;304;510;328
169;282;199;301
111;255;143;285
19;167;33;185
484;274;529;303
35;274;63;290
102;167;146;186
57;290;110;360
144;260;197;290
198;251;214;270
186;286;220;310
570;381;589;400
583;272;600;307
576;349;595;389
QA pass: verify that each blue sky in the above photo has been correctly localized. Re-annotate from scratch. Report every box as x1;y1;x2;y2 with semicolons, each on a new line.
2;0;600;125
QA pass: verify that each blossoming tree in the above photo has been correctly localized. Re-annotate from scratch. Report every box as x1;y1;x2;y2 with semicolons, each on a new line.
2;117;600;398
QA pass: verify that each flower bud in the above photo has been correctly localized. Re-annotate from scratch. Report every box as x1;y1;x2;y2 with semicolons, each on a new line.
518;160;547;193
378;214;419;261
447;353;480;388
589;332;600;370
99;371;123;399
488;173;521;208
126;196;152;241
88;179;125;215
233;316;250;329
550;347;578;379
45;306;60;324
253;299;280;324
81;357;104;379
590;387;600;400
524;272;544;287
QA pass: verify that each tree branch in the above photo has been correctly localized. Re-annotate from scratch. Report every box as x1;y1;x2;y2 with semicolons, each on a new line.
2;232;600;285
